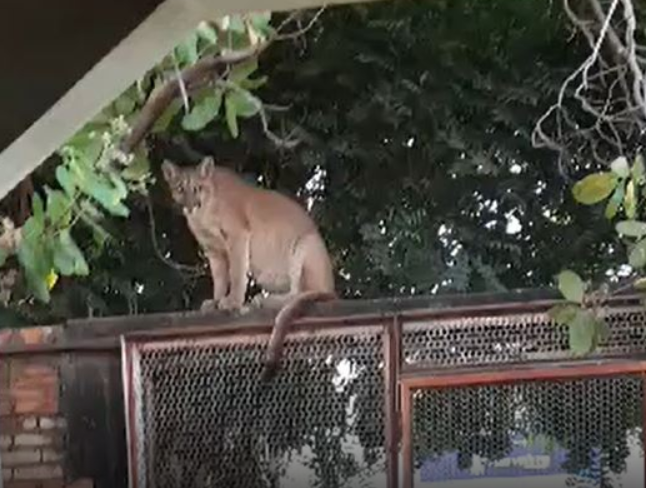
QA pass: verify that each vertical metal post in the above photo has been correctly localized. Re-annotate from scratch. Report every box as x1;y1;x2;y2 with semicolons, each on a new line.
401;383;413;488
0;447;4;488
642;372;646;488
383;315;402;488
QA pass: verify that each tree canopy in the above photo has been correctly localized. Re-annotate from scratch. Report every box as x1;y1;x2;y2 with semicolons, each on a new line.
0;0;635;328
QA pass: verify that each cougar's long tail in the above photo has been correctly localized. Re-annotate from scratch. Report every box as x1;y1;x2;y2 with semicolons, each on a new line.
260;290;336;382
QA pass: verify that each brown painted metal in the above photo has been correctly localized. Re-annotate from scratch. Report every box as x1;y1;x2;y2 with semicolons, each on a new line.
642;372;646;488
400;382;413;488
400;358;646;389
399;358;646;488
121;338;139;488
383;315;401;488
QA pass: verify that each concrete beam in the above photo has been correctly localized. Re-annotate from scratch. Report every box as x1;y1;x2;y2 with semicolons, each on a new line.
0;0;377;201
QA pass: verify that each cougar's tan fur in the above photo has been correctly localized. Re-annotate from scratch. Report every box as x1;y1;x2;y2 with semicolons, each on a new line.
162;157;336;380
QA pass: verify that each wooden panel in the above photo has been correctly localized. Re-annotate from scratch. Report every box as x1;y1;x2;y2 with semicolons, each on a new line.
60;353;127;488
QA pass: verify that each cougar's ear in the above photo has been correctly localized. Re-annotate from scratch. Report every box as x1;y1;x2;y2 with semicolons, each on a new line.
198;156;215;179
161;160;178;181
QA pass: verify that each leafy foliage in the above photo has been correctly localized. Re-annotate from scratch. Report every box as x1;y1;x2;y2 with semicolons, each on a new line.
550;154;646;354
0;12;276;309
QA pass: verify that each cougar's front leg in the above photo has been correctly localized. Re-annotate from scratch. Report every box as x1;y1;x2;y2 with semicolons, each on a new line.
200;252;229;312
218;232;250;312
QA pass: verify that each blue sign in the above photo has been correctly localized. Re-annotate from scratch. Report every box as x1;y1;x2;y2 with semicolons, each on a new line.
419;435;601;484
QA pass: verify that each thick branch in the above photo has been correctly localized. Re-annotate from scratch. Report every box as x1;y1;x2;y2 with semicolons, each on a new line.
121;44;269;153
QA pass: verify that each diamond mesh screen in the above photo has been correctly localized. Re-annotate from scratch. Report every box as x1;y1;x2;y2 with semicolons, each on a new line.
403;306;646;368
127;326;387;488
412;376;644;488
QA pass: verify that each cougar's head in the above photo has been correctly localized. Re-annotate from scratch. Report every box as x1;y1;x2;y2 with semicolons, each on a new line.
161;157;216;212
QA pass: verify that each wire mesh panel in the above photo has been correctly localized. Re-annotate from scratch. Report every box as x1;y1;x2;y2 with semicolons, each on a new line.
123;325;387;488
410;375;644;488
403;306;646;368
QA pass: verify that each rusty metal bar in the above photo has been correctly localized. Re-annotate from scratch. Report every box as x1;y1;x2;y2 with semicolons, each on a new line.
400;382;413;488
643;373;646;488
383;315;401;488
121;337;139;488
400;358;646;389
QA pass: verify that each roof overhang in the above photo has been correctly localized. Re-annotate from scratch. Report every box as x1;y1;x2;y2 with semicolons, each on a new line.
0;0;373;201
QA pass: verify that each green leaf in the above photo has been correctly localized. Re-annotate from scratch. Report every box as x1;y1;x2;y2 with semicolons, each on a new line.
175;33;199;66
31;192;44;220
605;183;625;219
225;95;239;139
197;21;218;45
557;270;586;303
633;154;645;183
568;309;595;355
229;59;259;83
17;225;52;303
249;12;274;37
0;248;8;268
547;303;579;326
615;220;646;237
610;156;630;178
239;76;268;91
152;98;182;134
122;151;151;181
629;238;646;268
114;87;138;115
44;188;72;229
56;166;77;197
228;15;246;34
53;229;89;276
226;89;260;118
593;316;610;344
572;172;617;205
624;180;637;219
181;92;223;131
634;277;646;290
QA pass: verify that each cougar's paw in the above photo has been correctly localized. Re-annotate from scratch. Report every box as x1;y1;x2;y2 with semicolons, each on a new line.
217;295;245;312
199;299;216;312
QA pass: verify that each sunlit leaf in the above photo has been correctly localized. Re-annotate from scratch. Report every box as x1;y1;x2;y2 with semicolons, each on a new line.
181;92;223;131
45;270;58;290
605;183;624;219
45;188;72;227
175;33;199;66
53;229;89;276
615;220;646;238
629;238;646;268
572;172;616;205
610;156;629;178
557;269;586;303
634;277;646;290
122;150;151;181
633;154;645;183
568;309;595;355
547;303;579;326
197;21;219;45
56;166;77;197
229;59;259;83
226;89;260;118
239;76;268;91
31;193;44;221
225;95;239;138
624;180;637;219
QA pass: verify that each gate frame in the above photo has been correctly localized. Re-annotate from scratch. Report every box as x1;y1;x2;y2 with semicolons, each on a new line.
121;318;401;488
120;293;646;488
399;358;646;488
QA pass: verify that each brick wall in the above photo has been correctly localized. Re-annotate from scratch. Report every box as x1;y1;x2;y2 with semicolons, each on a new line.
0;326;93;488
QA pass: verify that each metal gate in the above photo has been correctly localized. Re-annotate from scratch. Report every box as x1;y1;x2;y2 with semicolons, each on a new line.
122;298;646;488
